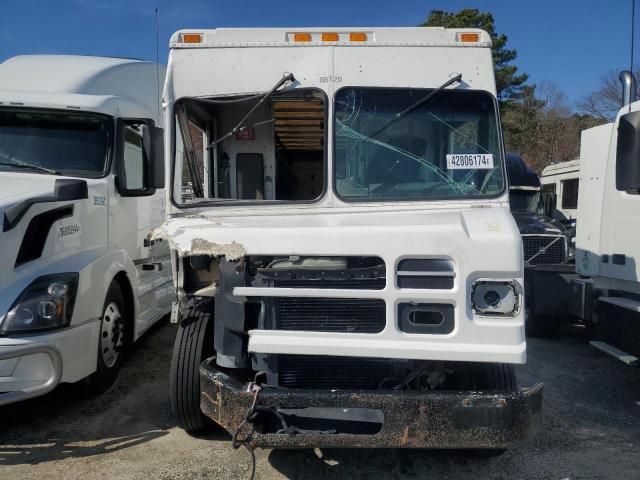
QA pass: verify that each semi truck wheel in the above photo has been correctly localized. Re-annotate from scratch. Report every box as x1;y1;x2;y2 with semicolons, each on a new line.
170;300;216;434
84;282;128;394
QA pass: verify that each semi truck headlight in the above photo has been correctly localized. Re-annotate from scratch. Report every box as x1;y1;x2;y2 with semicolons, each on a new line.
471;281;520;316
0;274;79;334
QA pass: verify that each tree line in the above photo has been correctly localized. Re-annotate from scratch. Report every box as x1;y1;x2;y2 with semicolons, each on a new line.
422;8;623;172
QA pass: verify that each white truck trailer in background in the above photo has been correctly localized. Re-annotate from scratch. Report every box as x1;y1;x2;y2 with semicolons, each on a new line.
0;55;171;405
161;27;541;450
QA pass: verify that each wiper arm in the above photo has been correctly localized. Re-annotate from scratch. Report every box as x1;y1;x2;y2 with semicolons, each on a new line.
210;73;295;149
0;160;61;175
359;73;462;144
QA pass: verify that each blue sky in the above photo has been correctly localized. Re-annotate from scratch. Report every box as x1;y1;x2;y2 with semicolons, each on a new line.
0;0;635;106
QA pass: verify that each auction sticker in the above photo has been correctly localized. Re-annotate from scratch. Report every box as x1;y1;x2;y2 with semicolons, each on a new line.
446;153;494;169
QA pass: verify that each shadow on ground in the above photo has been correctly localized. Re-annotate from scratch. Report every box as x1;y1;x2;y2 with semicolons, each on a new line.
0;318;184;465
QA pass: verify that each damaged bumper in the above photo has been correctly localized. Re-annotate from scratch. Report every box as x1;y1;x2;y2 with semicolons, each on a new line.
200;359;543;449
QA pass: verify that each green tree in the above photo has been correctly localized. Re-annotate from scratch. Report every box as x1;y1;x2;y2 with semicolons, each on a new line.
421;9;528;101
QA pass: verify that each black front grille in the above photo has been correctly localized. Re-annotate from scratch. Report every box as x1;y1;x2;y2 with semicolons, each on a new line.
277;355;393;389
275;297;386;333
522;236;566;265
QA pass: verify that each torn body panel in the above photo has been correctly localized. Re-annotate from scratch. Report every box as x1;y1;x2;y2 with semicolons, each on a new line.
163;206;525;365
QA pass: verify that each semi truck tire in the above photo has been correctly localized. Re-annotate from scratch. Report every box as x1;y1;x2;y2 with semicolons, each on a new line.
170;300;216;434
84;283;128;394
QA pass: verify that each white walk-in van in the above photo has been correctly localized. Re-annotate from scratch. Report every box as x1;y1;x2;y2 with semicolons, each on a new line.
0;55;171;405
160;28;542;451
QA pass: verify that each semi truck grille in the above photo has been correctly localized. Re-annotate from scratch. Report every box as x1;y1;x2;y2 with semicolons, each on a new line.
274;297;386;333
522;235;566;265
277;355;393;389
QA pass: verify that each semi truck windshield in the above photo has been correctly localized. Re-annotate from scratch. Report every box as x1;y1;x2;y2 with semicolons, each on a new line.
334;88;504;201
0;108;110;178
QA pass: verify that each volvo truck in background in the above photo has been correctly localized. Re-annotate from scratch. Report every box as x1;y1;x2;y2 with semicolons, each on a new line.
506;153;574;337
568;71;640;365
0;55;170;405
161;27;542;451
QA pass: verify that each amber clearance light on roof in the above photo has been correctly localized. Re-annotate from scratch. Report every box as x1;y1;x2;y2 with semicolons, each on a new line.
293;33;312;42
289;32;371;43
181;33;203;43
457;32;480;43
321;32;340;42
349;32;368;42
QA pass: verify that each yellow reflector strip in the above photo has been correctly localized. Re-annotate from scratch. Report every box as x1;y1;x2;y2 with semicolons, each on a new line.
459;32;480;43
293;33;312;42
182;33;202;43
322;32;339;42
349;32;368;42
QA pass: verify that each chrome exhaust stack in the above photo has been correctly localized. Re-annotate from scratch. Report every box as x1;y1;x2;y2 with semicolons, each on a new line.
620;70;638;107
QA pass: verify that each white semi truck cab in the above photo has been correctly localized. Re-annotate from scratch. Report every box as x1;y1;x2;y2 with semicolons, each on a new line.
162;27;542;449
568;71;640;363
0;55;171;405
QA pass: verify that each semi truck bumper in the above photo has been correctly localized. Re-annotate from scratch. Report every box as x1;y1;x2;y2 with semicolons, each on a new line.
199;358;543;449
0;343;63;406
0;319;100;406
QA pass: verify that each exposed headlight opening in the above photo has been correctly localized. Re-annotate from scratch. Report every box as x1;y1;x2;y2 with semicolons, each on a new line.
0;273;79;334
471;280;520;316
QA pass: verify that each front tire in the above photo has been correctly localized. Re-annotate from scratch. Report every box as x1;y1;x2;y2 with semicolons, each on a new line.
170;300;216;434
84;282;128;394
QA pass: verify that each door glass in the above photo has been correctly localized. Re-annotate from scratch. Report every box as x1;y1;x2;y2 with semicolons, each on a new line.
123;128;144;190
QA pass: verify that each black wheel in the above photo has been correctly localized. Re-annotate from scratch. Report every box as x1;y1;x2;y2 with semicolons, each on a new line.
170;300;216;434
84;282;128;394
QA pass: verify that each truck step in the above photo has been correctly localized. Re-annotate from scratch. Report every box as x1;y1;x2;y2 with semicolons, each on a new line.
589;341;639;366
599;296;640;313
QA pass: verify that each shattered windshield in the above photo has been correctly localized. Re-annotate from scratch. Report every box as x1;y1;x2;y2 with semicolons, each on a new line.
334;88;504;200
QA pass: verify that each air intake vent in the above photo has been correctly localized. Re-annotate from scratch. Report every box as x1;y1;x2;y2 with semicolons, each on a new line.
274;297;386;333
396;259;455;289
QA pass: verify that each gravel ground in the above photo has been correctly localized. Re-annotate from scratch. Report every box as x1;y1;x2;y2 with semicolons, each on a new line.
1;320;639;480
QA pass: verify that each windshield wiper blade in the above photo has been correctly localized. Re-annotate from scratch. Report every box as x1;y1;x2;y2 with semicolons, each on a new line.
0;160;61;175
359;73;462;144
209;73;295;149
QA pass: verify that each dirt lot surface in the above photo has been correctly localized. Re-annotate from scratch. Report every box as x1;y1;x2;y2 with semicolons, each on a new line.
1;320;640;480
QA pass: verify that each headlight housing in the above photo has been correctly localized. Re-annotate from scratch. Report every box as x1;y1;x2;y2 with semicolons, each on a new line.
471;280;520;316
0;273;79;334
